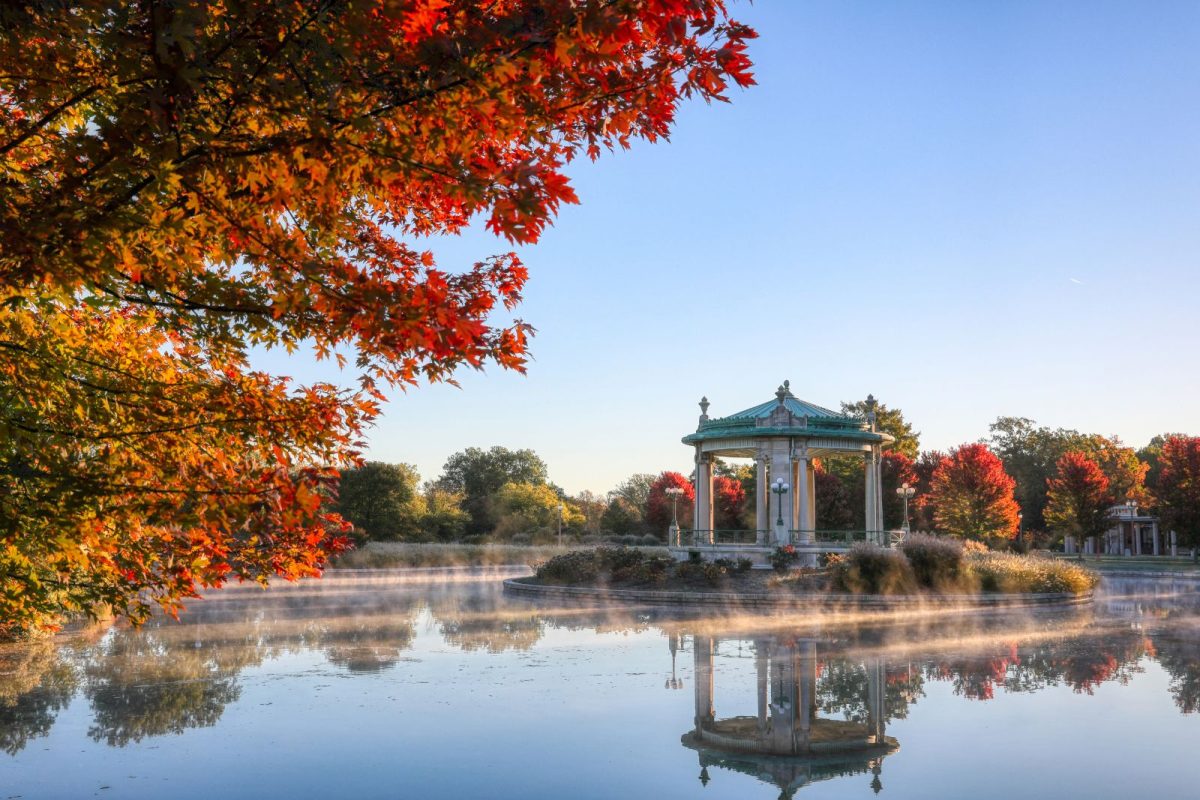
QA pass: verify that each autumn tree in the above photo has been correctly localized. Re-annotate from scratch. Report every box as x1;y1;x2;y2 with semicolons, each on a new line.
713;474;746;530
881;452;918;532
0;1;755;633
600;497;644;536
930;444;1020;544
1044;452;1113;553
435;447;549;534
489;481;582;540
418;485;471;542
334;462;424;541
813;462;854;531
825;451;916;531
988;418;1149;531
841;399;920;459
1156;436;1200;559
911;450;947;532
645;471;694;536
610;473;656;514
1138;433;1187;498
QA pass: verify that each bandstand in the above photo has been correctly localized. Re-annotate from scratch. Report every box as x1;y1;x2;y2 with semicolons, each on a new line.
671;381;897;567
679;633;898;798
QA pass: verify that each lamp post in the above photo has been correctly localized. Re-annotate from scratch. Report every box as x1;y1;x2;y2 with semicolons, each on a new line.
557;502;563;547
1129;500;1139;555
665;486;684;527
1017;512;1023;547
895;482;916;534
771;478;790;527
665;486;684;546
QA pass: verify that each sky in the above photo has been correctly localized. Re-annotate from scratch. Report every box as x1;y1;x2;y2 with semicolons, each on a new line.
256;0;1200;495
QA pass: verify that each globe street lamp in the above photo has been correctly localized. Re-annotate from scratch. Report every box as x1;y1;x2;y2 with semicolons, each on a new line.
895;482;916;534
665;486;685;546
771;478;790;527
665;486;684;526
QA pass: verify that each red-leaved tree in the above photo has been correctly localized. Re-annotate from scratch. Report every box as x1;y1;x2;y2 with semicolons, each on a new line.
1158;436;1200;559
713;475;746;530
930;444;1020;543
1044;451;1113;552
912;450;947;532
645;471;694;536
0;1;756;633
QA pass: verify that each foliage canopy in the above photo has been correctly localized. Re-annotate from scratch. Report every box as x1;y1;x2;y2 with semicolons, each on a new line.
0;0;755;632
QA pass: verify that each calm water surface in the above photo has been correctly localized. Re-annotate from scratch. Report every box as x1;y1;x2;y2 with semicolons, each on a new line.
2;568;1199;800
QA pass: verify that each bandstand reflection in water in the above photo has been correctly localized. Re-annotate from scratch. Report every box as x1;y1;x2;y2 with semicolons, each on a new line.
673;632;898;798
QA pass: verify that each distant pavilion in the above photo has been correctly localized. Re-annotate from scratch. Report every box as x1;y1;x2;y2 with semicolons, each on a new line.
671;381;895;565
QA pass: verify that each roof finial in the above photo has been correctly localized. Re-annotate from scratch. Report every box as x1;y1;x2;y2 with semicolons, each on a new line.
775;381;790;404
865;393;878;432
698;396;710;423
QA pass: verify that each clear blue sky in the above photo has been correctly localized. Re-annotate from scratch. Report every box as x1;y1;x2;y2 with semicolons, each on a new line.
258;0;1200;494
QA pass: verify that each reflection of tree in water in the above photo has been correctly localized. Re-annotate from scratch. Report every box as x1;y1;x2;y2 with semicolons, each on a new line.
816;660;924;723
314;615;417;672
922;626;1149;701
83;624;266;747
439;604;542;652
1152;632;1200;714
0;637;78;754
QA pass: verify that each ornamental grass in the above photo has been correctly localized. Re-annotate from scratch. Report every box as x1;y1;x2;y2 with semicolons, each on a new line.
966;551;1098;595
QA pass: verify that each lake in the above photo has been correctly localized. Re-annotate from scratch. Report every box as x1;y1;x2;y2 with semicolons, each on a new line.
2;568;1198;799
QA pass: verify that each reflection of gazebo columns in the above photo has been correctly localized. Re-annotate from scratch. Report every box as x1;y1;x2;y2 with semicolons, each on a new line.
695;635;715;729
682;636;899;799
866;657;886;744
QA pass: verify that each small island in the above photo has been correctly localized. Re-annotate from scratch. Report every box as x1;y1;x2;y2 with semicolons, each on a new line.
506;535;1098;609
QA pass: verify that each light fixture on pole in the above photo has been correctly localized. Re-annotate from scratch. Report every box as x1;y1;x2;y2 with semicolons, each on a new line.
665;486;684;527
771;478;790;527
895;482;916;534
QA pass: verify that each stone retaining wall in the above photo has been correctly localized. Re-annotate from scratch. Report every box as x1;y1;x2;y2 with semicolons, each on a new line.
502;577;1093;610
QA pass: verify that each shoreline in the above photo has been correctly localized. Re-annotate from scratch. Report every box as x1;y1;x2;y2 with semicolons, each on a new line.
502;576;1094;610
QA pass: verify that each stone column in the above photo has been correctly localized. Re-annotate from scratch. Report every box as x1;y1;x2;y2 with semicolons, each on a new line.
864;450;878;540
771;448;794;545
755;455;769;544
791;459;801;537
874;446;885;538
806;461;817;532
1135;524;1143;556
694;451;713;545
694;635;714;732
796;458;811;545
1171;530;1178;557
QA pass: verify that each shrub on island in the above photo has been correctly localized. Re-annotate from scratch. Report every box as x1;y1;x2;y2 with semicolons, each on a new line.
968;551;1096;595
829;538;1097;596
532;541;1098;597
536;546;674;586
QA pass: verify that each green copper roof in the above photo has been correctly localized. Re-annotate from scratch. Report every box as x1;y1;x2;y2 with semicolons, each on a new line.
723;395;844;421
682;382;893;447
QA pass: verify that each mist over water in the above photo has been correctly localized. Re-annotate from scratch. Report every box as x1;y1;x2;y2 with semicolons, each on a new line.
1;571;1198;799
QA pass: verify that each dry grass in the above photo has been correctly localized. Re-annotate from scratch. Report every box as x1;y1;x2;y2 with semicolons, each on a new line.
967;551;1098;595
332;541;667;569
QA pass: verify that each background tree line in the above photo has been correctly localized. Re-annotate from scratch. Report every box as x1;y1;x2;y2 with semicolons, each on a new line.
334;403;1200;554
